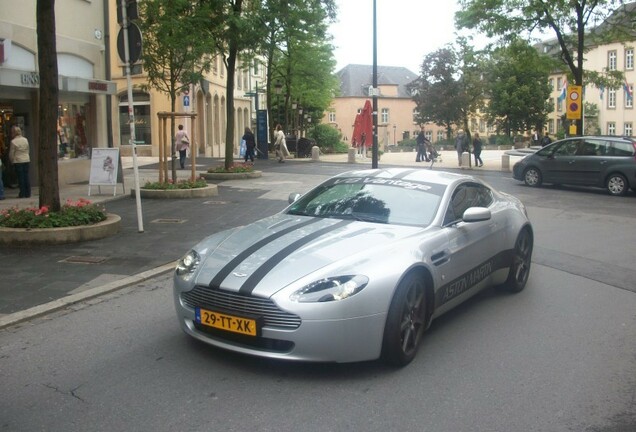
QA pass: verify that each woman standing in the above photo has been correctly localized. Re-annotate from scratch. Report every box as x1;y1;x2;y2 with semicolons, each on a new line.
473;132;483;167
9;126;31;198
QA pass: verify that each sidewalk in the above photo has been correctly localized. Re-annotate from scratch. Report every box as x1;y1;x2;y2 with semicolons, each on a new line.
0;149;524;328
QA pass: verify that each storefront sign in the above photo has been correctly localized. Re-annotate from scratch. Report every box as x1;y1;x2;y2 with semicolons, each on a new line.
20;72;40;87
88;81;108;92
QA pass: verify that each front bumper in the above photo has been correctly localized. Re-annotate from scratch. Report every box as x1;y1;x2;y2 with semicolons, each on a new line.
174;289;387;363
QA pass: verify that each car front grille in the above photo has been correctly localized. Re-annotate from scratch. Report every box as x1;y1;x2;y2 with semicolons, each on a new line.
181;285;302;330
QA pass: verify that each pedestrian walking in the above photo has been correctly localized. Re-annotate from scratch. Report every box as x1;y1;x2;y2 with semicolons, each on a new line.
9;126;31;198
541;132;552;147
473;132;483;167
274;124;289;163
175;124;190;169
242;127;256;163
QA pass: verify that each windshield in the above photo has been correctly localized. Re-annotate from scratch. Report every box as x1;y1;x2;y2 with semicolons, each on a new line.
286;176;444;226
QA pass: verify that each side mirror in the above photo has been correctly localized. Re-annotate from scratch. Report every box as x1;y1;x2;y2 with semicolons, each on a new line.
462;207;491;223
288;193;301;204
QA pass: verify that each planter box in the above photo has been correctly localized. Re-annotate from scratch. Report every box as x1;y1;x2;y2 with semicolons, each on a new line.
201;171;262;181
133;184;219;199
0;214;121;246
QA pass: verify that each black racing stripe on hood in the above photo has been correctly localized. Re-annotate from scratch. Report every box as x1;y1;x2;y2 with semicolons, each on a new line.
392;169;419;179
238;219;352;295
209;218;322;289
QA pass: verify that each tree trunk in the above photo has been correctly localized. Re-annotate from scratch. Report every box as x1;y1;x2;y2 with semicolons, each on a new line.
224;46;237;170
36;0;61;211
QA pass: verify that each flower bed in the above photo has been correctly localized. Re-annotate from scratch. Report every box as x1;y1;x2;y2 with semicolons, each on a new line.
136;177;218;199
0;199;120;246
0;198;107;229
202;163;262;181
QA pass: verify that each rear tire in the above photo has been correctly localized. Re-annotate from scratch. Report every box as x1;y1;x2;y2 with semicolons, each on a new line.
382;273;427;367
606;173;628;196
523;167;542;187
498;228;533;293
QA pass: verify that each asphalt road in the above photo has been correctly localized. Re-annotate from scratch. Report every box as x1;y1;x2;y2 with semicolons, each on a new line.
1;163;635;431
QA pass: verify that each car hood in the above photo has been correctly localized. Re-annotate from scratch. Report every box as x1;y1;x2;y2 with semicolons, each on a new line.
192;213;424;298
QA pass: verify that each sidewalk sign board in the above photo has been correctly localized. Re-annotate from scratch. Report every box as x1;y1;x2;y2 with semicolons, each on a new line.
89;148;125;196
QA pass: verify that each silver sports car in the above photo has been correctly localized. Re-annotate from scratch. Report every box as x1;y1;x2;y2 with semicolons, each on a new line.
173;168;533;366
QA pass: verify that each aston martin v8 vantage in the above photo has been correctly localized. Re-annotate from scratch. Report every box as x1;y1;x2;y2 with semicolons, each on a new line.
173;168;533;366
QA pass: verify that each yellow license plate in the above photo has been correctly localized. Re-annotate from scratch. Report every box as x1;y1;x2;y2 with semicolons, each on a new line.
195;307;257;336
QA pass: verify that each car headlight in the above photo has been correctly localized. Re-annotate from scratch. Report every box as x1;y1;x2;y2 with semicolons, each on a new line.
175;250;201;280
290;275;369;303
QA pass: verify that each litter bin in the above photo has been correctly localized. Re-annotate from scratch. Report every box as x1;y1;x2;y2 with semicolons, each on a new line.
285;134;297;157
297;137;314;158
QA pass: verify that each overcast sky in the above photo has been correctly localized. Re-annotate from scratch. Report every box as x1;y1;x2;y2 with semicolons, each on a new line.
328;0;462;73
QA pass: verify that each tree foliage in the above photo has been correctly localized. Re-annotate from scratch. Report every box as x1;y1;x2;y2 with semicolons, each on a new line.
260;0;338;135
138;0;214;179
483;38;553;136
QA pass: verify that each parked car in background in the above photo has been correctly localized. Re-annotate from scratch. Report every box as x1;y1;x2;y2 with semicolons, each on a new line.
173;168;533;367
512;136;636;196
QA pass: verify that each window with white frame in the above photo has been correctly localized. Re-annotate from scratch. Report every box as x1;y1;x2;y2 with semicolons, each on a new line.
625;83;633;108
608;50;617;71
557;98;563;112
608;88;616;108
412;109;418;123
626;48;634;70
557;77;564;90
381;108;389;124
425;131;432;141
548;119;554;134
437;131;444;142
328;112;336;123
548;78;554;91
625;122;633;136
607;122;616;135
549;97;555;112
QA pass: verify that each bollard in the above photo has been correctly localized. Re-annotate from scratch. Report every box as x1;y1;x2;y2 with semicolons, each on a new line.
348;147;356;163
501;154;510;171
461;152;471;168
311;146;320;161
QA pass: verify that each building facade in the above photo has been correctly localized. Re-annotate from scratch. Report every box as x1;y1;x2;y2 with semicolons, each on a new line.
0;0;116;185
324;64;448;151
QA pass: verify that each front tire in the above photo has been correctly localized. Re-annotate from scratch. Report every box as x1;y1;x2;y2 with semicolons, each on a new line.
499;228;533;293
523;167;542;187
606;173;628;196
382;273;427;367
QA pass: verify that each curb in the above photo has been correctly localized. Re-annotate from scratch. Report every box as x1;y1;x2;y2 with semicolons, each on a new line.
0;262;176;330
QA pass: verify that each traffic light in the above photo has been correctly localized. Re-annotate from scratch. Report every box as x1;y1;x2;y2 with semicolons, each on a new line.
566;85;582;120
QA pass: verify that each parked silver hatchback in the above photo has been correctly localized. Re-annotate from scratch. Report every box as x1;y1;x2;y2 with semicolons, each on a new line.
512;136;636;196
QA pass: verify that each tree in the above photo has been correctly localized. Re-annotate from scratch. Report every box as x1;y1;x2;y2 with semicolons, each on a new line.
138;0;213;180
36;0;61;211
409;48;465;140
259;0;337;136
456;0;636;135
202;0;266;170
483;38;552;138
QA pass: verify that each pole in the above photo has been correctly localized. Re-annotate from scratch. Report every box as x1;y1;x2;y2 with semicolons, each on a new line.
372;0;378;169
121;0;144;232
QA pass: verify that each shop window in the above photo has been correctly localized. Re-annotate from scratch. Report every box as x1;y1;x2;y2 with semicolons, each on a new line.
119;92;151;146
57;103;89;159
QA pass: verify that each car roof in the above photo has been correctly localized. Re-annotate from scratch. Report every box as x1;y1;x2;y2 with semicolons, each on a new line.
554;135;635;142
334;168;479;188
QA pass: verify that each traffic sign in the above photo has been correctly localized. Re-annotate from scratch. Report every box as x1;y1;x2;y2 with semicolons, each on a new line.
183;95;190;107
566;85;582;120
117;23;142;64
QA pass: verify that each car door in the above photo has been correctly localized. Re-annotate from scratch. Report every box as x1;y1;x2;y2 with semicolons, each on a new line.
547;139;582;184
571;139;605;185
434;182;502;313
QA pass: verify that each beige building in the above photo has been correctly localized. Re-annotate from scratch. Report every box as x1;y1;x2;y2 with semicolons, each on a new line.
324;64;448;150
544;41;634;138
0;0;115;184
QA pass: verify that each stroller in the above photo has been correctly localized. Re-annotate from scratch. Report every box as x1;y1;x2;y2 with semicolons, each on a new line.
425;141;441;168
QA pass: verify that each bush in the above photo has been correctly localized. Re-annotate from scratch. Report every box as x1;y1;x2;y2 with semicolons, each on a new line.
308;124;347;153
0;198;107;229
143;178;208;189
